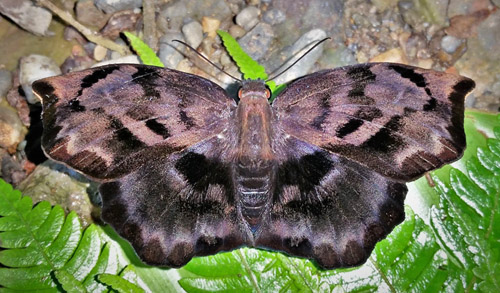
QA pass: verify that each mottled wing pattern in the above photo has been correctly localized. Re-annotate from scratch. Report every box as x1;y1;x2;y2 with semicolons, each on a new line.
100;134;246;267
32;64;236;180
257;137;407;268
272;63;475;181
261;62;474;268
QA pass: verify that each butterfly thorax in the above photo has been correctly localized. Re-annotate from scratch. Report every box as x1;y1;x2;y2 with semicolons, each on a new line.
235;80;275;232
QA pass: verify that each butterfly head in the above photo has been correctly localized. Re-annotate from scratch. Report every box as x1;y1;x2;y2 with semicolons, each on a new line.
238;80;271;102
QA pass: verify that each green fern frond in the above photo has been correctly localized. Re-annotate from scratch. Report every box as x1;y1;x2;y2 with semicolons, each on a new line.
217;30;268;81
0;179;142;292
98;265;145;293
429;111;500;292
217;30;280;96
124;32;164;67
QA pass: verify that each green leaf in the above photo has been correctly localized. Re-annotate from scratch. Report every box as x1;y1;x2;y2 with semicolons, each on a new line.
123;31;164;67
54;269;87;293
217;30;280;94
427;111;500;291
0;179;143;292
98;266;145;293
218;30;267;81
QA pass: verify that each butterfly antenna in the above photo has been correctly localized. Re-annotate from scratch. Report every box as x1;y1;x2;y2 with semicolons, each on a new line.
266;37;331;82
172;39;242;82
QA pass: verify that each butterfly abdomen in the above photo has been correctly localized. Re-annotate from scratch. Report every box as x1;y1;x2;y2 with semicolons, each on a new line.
234;162;274;232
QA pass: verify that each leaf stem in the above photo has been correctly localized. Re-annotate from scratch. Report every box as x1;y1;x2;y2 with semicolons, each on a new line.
36;0;129;55
6;199;58;271
485;190;499;240
281;255;314;291
369;256;396;293
142;0;157;51
237;249;262;293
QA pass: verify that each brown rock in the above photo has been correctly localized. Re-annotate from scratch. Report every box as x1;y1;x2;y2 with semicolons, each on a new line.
202;17;221;38
0;149;26;185
446;9;495;39
75;0;110;29
229;25;246;38
6;76;30;127
0;100;27;154
369;48;408;64
100;10;142;40
93;45;108;61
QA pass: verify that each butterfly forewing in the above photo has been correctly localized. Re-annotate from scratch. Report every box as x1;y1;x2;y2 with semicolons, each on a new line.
272;63;475;181
32;64;236;180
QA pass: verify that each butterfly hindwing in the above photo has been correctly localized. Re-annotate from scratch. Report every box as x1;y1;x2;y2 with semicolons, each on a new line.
272;63;475;181
100;135;246;267
32;64;237;180
256;136;407;268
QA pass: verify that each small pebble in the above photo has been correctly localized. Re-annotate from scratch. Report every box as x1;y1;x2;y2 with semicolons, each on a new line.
176;59;194;74
236;6;261;31
76;0;109;29
17;160;94;227
0;103;26;154
6;82;30;127
417;58;434;69
220;51;232;66
0;149;27;185
0;70;13;98
158;33;185;69
228;2;241;14
0;0;52;36
369;48;407;64
182;21;204;49
272;29;327;84
93;55;140;67
60;54;95;73
238;23;274;60
202;17;221;38
263;9;286;25
63;27;86;44
93;45;108;61
246;0;261;5
157;1;187;33
229;25;246;38
19;55;62;104
94;0;142;14
100;10;142;39
440;35;463;54
158;0;231;34
200;37;217;60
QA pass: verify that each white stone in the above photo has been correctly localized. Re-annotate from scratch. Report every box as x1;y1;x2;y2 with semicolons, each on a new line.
272;29;327;84
93;55;140;67
182;21;204;49
19;54;61;104
236;6;260;31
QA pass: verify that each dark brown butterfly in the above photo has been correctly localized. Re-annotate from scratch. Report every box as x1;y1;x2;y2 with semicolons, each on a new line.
32;62;474;269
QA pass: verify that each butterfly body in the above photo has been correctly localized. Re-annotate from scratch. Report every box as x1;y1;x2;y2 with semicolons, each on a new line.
32;63;474;269
234;80;275;234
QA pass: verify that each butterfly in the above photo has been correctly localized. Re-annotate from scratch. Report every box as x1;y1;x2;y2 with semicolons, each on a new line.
32;62;474;269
